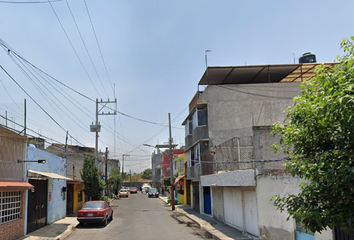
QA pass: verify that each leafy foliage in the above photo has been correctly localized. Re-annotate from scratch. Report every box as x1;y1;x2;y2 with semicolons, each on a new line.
80;156;104;200
272;37;354;233
109;167;121;192
141;168;152;179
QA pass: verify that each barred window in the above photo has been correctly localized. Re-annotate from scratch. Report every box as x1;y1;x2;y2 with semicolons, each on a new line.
0;191;21;224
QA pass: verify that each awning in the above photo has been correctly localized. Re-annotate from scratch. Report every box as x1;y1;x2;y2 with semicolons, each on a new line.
0;179;34;190
28;170;72;180
174;174;186;185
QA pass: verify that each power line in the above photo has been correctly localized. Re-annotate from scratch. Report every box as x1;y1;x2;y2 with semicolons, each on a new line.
0;0;62;3
0;64;85;146
65;0;109;98
47;0;101;97
83;0;114;94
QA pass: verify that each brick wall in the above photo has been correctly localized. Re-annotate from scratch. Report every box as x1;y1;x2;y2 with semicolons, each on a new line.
0;190;26;240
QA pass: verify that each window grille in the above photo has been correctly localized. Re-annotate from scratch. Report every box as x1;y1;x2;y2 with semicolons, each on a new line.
0;191;21;224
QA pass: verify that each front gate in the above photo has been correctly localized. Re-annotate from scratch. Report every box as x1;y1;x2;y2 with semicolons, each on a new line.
334;228;354;240
66;184;74;216
27;179;48;234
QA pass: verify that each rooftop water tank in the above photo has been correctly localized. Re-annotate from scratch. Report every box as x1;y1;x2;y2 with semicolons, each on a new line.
299;52;316;63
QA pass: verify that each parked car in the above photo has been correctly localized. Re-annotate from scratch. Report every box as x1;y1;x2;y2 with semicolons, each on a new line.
77;201;113;226
130;187;138;194
119;189;129;198
148;188;159;198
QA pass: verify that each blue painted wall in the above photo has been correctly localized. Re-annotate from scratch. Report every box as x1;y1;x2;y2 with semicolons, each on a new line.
26;146;67;224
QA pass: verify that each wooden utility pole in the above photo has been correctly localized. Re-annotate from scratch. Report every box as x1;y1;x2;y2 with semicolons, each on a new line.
105;147;109;196
169;113;175;211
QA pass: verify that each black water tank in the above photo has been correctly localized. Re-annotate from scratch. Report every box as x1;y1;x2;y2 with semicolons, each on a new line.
299;52;316;63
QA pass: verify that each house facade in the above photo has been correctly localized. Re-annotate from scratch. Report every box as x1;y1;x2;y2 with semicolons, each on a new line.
182;63;335;240
25;146;71;233
175;153;187;205
0;126;33;240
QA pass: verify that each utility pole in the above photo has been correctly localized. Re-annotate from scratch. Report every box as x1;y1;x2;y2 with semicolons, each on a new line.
168;113;175;211
129;169;132;187
105;147;109;196
90;98;117;166
73;164;75;180
64;131;68;178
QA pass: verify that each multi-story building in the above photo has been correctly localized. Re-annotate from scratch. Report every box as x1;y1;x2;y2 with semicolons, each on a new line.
182;62;336;239
0;126;33;240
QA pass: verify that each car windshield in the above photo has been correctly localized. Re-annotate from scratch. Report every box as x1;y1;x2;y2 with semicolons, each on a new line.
120;189;127;193
131;187;137;190
82;202;103;209
150;188;157;193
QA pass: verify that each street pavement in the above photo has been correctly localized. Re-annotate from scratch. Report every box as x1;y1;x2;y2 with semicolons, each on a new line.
16;194;252;240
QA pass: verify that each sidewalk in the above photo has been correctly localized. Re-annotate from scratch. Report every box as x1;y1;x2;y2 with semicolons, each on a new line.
16;216;78;240
159;195;252;240
17;196;252;240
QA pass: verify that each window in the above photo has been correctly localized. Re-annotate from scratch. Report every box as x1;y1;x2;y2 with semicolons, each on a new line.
185;120;193;135
192;111;198;130
197;109;207;126
0;191;21;224
179;158;184;173
78;190;82;202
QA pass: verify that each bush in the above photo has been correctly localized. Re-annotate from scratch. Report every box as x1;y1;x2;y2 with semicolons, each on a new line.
102;196;110;203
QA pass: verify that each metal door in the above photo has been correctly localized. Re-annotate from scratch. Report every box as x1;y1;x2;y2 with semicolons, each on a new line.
224;187;243;229
66;184;74;215
244;190;259;236
334;228;354;240
186;180;191;205
203;186;211;214
27;179;48;234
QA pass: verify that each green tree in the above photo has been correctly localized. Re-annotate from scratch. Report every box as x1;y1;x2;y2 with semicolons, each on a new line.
272;37;354;233
109;167;121;193
80;156;104;200
141;168;152;179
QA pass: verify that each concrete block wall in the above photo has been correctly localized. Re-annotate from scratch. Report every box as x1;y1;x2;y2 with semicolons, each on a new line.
200;82;301;147
256;174;333;240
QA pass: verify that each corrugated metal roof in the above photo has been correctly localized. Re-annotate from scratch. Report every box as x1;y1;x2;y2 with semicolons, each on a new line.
28;170;72;180
199;63;337;85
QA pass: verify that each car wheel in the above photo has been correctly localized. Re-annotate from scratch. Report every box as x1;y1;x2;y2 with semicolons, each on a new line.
110;212;113;221
103;217;108;226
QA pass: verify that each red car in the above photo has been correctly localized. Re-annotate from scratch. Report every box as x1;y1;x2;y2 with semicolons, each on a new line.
77;201;113;226
130;187;138;194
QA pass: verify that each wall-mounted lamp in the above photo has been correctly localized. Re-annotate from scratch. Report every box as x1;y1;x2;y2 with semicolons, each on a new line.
17;159;46;164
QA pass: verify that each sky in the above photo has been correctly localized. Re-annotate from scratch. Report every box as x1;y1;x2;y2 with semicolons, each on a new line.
0;0;353;173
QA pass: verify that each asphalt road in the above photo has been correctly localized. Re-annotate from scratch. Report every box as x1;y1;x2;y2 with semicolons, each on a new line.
66;192;205;240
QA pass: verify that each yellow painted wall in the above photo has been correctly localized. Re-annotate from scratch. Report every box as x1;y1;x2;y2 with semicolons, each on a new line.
177;153;187;205
73;184;85;213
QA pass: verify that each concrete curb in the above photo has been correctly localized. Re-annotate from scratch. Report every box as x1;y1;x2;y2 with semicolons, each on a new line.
56;222;77;240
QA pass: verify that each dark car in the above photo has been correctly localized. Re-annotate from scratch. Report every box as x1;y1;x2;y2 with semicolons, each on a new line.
130;187;138;194
77;201;113;226
148;188;159;198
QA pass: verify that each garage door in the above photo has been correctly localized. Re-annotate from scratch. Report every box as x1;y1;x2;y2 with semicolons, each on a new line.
224;187;243;229
244;190;259;236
